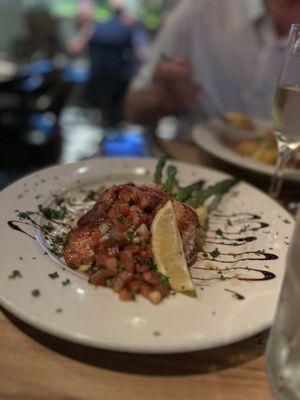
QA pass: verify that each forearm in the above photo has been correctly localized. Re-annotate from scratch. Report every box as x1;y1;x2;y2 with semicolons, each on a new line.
124;86;178;126
67;24;93;56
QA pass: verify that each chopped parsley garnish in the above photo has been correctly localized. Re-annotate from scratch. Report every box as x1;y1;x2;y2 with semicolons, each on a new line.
84;190;98;202
128;231;137;241
9;270;22;279
38;205;66;220
62;279;71;286
210;248;221;259
219;275;226;281
255;249;265;256
55;308;63;313
31;289;41;297
42;222;54;233
52;234;68;246
216;229;224;238
158;274;170;288
153;331;161;336
239;225;250;234
17;211;30;220
49;246;62;257
117;212;123;222
49;272;59;279
150;263;158;271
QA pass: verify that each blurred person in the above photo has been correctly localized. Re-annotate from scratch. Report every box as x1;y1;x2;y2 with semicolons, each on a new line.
14;5;61;62
125;0;300;127
68;0;137;127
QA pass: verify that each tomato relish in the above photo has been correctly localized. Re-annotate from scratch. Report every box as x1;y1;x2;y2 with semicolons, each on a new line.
86;186;172;304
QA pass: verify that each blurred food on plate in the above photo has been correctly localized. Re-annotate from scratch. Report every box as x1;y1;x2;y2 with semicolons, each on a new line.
225;115;300;168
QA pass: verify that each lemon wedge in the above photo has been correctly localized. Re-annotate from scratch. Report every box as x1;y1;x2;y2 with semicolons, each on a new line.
151;200;196;293
195;206;208;250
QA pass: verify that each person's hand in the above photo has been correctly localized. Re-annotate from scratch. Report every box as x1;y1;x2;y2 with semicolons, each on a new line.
152;57;200;112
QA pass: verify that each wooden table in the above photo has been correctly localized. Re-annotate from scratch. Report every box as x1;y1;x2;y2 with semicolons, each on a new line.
0;140;279;400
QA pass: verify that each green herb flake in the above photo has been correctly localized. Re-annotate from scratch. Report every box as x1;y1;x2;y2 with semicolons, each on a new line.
42;222;54;233
219;275;226;281
84;190;98;202
55;308;63;313
51;234;68;246
49;246;62;258
49;272;59;279
216;229;224;238
255;249;265;256
128;231;137;241
150;263;158;271
210;248;221;259
117;212;123;222
9;270;22;279
159;274;170;288
153;331;161;337
17;211;31;221
31;289;41;297
62;279;71;286
38;205;66;220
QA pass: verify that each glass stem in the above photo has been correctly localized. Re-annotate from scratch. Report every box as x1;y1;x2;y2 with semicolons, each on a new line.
269;143;293;198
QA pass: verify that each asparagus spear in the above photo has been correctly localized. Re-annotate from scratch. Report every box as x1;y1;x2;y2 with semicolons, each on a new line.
153;156;167;184
187;178;238;208
165;165;178;194
175;180;205;202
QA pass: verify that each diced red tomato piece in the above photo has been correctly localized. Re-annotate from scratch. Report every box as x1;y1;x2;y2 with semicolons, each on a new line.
96;253;107;267
144;244;153;258
128;280;141;293
136;264;150;274
142;272;160;285
119;250;134;271
104;257;118;270
126;245;140;255
119;203;130;216
139;196;150;209
89;274;106;286
119;288;134;301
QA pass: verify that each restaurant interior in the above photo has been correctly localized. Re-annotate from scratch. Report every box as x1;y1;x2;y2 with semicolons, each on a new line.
1;1;300;399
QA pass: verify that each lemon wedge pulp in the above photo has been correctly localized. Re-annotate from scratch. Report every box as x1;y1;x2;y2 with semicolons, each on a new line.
151;200;196;293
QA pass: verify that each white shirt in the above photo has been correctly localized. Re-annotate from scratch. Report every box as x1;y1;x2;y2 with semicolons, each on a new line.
131;0;287;121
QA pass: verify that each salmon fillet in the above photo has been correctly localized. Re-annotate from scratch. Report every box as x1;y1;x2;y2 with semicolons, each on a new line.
63;184;200;267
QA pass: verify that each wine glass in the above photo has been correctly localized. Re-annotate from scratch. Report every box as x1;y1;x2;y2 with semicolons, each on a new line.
269;24;300;198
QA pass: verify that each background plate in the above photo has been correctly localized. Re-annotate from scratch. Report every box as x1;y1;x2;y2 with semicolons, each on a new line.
192;123;300;183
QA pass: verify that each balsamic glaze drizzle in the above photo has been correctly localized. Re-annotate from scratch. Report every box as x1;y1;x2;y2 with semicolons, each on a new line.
193;212;279;289
201;250;278;263
224;289;245;300
8;221;36;240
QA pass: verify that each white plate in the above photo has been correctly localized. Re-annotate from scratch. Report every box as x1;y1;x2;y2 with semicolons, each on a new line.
0;158;294;354
192;123;300;182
